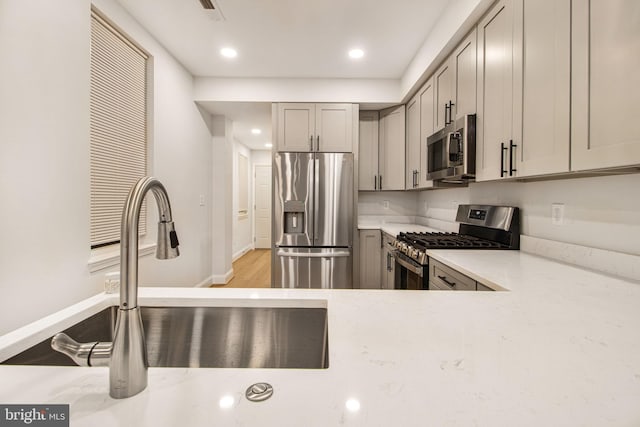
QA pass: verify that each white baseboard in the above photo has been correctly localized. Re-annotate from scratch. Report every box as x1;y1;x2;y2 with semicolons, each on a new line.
233;243;255;261
194;275;214;288
210;268;234;285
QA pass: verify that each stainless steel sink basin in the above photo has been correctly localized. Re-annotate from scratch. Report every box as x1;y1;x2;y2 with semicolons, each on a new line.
3;306;329;369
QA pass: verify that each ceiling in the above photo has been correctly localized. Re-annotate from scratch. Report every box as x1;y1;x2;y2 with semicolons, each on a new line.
116;0;452;149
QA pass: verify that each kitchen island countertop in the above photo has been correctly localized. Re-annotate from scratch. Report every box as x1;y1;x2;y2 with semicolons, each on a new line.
1;250;640;426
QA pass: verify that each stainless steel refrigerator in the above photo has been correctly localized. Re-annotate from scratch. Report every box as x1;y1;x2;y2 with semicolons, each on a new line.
272;152;353;289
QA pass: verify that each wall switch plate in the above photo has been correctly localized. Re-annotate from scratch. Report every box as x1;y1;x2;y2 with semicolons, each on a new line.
383;200;390;209
551;203;565;225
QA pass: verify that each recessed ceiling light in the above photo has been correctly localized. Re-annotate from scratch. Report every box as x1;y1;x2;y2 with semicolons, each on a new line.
348;48;364;59
265;143;273;148
220;47;237;58
251;128;262;135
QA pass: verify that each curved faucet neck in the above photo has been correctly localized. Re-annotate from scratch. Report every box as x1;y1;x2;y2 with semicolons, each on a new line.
119;177;175;310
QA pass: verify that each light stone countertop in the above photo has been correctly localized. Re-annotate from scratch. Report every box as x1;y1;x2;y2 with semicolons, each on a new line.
358;221;439;237
1;252;640;426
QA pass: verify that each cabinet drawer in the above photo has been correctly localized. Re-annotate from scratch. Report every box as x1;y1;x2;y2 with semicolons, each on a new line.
429;259;476;291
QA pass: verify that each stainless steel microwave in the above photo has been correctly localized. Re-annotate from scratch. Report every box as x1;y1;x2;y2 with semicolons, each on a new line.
427;114;476;182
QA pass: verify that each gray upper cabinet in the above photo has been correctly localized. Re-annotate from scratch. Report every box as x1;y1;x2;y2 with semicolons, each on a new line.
476;0;516;182
571;0;640;171
358;111;379;191
405;94;420;189
358;106;405;191
434;60;454;132
406;76;436;190
514;0;571;177
275;103;354;152
378;105;406;191
433;30;477;133
477;0;570;181
453;29;477;121
418;77;436;189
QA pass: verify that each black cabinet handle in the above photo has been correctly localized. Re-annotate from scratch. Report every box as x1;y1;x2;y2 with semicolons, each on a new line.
438;275;456;288
448;101;456;125
309;135;313;151
316;135;320;152
374;175;377;190
509;140;517;176
444;103;450;126
379;175;383;190
500;142;508;177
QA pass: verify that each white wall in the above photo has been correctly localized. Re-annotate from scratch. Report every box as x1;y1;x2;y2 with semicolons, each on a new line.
194;77;400;104
358;192;418;219
0;0;215;334
417;174;640;255
211;116;234;284
0;0;93;335
400;0;494;100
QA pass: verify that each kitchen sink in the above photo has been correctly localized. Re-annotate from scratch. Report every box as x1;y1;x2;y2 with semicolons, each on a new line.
2;306;329;369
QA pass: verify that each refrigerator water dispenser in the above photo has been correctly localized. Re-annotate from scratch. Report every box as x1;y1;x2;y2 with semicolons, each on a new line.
284;200;305;234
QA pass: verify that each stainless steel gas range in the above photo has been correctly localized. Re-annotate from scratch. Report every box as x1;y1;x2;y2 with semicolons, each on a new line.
393;205;520;290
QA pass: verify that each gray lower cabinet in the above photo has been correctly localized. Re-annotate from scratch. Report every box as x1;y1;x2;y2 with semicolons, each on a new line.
429;258;493;291
359;229;381;289
381;233;396;289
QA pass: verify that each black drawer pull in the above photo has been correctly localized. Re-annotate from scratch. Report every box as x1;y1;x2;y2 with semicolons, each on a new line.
437;275;456;288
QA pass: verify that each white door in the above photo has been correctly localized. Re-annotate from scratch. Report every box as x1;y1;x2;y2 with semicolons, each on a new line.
254;165;272;249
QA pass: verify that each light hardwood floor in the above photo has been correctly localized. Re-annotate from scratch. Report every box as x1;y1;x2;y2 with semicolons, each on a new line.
212;249;271;288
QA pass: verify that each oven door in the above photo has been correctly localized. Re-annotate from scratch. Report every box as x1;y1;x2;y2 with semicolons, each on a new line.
394;251;428;290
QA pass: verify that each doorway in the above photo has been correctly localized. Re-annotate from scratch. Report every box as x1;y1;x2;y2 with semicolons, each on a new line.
254;164;271;249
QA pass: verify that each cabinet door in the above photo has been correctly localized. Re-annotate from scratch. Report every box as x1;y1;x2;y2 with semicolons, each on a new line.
383;251;395;289
476;0;515;181
514;0;570;177
359;230;381;289
316;104;353;152
378;105;406;190
276;103;315;152
435;60;454;131
418;77;436;188
358;111;379;191
453;29;477;120
405;95;420;189
572;0;640;171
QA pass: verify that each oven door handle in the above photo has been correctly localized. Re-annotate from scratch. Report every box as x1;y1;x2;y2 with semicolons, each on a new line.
394;252;424;277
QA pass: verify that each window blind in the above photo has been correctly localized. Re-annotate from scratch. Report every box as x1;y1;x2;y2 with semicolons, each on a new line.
90;12;148;248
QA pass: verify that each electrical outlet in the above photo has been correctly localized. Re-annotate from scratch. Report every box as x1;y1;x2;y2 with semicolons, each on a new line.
199;195;205;206
383;200;390;210
551;203;564;225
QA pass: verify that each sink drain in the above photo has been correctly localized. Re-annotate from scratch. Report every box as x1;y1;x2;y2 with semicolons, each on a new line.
245;382;273;402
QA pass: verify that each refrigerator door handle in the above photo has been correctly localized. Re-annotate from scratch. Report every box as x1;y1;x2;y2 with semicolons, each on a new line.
277;250;351;258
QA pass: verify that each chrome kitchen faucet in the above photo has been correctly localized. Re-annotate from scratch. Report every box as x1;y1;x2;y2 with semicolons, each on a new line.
51;177;180;398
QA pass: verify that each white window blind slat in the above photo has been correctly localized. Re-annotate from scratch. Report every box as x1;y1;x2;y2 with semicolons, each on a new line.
90;12;148;248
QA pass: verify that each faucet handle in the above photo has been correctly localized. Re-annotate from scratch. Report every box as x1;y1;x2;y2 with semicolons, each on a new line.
51;333;112;367
157;221;180;259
